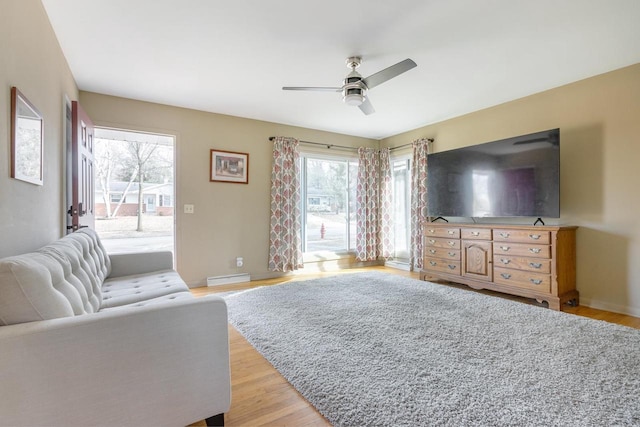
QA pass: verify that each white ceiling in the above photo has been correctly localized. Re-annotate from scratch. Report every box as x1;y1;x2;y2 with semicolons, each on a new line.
41;0;640;140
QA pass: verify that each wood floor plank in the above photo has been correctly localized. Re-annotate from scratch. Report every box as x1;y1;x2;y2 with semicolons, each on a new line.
190;266;640;426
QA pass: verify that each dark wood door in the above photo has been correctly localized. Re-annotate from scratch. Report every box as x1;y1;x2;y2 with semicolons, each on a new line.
69;101;95;231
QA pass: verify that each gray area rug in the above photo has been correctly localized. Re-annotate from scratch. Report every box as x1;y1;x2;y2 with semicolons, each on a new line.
225;272;640;426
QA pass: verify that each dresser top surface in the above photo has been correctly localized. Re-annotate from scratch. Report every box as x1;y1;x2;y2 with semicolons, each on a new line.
424;223;577;231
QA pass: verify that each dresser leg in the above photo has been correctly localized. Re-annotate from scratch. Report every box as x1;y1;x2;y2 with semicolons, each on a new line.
547;297;561;311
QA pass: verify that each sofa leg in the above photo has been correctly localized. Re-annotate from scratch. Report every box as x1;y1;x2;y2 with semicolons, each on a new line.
205;413;224;426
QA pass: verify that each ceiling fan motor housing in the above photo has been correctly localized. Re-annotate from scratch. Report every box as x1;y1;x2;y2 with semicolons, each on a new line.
342;68;366;106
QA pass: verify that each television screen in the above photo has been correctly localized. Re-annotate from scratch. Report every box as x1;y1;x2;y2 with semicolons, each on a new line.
427;129;560;218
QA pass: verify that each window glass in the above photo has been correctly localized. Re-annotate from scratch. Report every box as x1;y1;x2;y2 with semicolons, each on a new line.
392;158;411;260
302;156;357;253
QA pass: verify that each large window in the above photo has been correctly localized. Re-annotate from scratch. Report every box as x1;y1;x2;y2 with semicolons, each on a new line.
301;155;358;253
392;157;411;260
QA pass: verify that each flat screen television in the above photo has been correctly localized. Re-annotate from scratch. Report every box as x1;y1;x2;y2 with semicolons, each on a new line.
427;129;560;219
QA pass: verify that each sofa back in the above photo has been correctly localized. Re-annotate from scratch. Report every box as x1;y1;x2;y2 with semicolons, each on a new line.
0;229;111;326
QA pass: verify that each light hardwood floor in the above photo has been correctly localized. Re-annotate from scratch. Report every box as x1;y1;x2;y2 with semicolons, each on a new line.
189;266;640;427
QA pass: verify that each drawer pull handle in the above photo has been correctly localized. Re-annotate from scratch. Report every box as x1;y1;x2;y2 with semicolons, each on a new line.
448;230;455;235
501;273;512;279
448;252;456;257
500;246;510;251
471;231;480;236
499;232;509;238
428;229;435;233
530;279;543;285
500;259;510;265
429;261;437;266
429;239;436;244
429;249;437;254
529;234;541;240
529;248;541;254
447;241;456;247
447;264;456;270
529;262;542;269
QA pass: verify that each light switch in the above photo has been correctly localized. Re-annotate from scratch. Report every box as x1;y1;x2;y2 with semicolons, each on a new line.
184;204;194;214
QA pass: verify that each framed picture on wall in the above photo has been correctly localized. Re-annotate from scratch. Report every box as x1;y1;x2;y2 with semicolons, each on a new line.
11;87;44;185
210;149;249;184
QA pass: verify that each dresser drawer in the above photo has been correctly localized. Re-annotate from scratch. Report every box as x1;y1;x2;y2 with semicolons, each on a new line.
424;258;461;275
494;267;551;293
425;247;461;261
493;229;550;244
493;256;551;274
493;242;550;259
461;228;491;240
425;237;461;250
425;227;460;239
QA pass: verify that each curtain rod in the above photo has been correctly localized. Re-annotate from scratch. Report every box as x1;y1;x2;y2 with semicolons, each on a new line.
268;137;434;152
388;138;434;151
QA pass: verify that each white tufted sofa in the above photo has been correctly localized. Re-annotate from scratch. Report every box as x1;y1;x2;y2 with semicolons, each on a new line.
0;228;231;427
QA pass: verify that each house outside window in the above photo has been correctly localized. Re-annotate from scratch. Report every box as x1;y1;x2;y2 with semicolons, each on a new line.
110;193;122;203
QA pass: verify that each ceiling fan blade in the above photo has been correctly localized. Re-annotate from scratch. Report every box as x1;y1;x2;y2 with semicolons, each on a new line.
362;58;417;89
358;97;375;115
282;86;342;92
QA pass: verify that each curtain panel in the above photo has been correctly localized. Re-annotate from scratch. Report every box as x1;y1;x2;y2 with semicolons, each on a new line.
268;137;304;272
355;147;393;261
410;139;430;270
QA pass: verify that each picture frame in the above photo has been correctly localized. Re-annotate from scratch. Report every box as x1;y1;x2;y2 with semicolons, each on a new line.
210;149;249;184
11;87;44;185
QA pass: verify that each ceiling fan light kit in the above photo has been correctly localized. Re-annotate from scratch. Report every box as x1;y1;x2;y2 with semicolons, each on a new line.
343;93;365;106
283;56;417;115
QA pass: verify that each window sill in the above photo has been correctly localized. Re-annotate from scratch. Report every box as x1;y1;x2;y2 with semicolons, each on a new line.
303;250;355;263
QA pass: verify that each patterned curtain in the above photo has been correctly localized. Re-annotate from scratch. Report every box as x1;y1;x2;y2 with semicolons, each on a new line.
268;137;304;272
355;148;393;261
410;139;430;271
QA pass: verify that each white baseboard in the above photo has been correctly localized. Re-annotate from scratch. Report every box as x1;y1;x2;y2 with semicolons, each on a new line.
207;273;251;286
580;297;640;318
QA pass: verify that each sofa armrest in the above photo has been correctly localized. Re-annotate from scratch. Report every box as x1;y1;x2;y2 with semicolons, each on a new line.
108;250;174;277
0;296;231;427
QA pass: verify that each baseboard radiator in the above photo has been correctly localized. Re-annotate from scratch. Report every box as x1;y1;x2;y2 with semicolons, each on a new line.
207;273;251;286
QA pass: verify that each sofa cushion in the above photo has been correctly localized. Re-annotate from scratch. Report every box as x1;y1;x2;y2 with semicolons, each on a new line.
0;229;112;325
99;291;194;312
0;252;77;326
53;228;112;284
100;270;189;309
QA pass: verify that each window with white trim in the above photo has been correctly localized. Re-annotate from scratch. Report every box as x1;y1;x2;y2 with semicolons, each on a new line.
391;156;411;261
300;153;358;253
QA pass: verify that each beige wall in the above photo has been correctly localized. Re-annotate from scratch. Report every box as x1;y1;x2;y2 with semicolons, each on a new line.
78;92;377;285
2;0;639;316
382;63;640;316
0;0;79;258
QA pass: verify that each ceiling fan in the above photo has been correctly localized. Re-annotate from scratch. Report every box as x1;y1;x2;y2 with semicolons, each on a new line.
283;57;417;115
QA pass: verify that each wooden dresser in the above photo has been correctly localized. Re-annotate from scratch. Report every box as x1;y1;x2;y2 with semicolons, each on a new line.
419;223;578;310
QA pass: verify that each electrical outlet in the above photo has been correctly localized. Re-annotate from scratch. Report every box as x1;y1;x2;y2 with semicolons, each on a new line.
236;257;243;267
184;204;194;214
